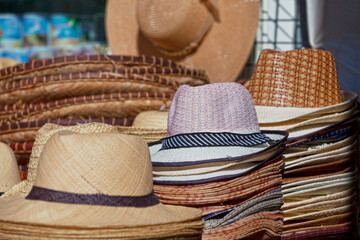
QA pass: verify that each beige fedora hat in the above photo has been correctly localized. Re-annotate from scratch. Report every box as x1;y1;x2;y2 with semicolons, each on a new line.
0;142;21;195
106;0;260;83
1;123;120;198
0;131;203;235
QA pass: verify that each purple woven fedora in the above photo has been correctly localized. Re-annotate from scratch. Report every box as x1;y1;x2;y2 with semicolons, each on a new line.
150;83;288;166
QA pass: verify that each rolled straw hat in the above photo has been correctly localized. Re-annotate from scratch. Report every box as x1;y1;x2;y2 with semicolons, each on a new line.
0;142;21;195
150;83;288;167
0;131;203;233
4;92;173;122
247;49;358;123
106;0;260;83
1;123;120;198
0;54;209;82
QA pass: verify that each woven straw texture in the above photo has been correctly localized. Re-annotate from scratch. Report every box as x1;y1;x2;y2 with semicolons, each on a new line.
0;117;132;143
0;72;181;104
248;49;343;108
0;131;204;239
0;143;21;192
106;0;260;83
2;93;173;122
0;54;208;81
202;211;283;240
167;83;259;136
1;123;120;198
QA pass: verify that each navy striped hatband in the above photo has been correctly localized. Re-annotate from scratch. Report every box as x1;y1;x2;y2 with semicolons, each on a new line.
160;132;272;150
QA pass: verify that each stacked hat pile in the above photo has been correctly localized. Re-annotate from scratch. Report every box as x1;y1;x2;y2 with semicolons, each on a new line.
0;123;204;239
247;49;359;239
149;83;289;239
0;54;209;178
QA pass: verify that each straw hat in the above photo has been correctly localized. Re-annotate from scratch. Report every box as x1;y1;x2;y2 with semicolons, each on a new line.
4;92;173;122
0;131;203;233
0;54;208;82
106;0;260;83
247;49;358;123
283;212;353;231
1;123;121;198
0;117;132;143
150;83;288;167
202;211;283;240
0;58;17;69
0;142;21;195
282;223;352;239
204;190;283;229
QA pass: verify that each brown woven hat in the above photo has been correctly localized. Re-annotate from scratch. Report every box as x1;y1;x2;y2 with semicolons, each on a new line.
106;0;260;83
0;142;21;195
247;49;358;123
2;92;173;122
0;131;203;238
0;54;209;82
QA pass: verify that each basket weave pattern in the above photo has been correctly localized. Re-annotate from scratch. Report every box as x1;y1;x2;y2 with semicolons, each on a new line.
248;49;343;108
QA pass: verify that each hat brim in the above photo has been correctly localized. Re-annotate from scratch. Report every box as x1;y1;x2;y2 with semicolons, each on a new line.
152;151;282;184
0;197;201;229
255;91;358;124
150;131;288;167
105;0;260;83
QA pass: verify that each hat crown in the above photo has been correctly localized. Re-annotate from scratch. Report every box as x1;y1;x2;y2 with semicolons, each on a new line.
0;143;21;192
33;131;153;196
248;49;343;108
132;110;168;129
167;82;260;136
136;0;214;52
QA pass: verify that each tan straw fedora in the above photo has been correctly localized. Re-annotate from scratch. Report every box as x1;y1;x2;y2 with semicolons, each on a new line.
106;0;260;83
1;123;120;198
0;142;21;195
0;131;203;238
247;49;358;123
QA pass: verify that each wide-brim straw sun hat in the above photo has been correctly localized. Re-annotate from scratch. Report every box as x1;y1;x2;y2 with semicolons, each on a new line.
150;83;288;167
0;142;21;195
1;123;121;198
247;49;358;123
106;0;260;83
0;131;203;236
